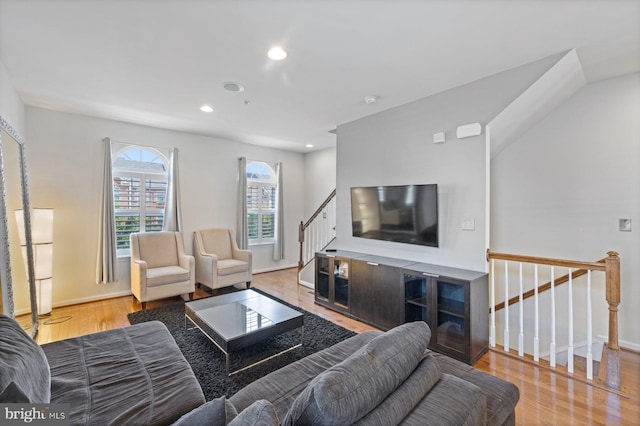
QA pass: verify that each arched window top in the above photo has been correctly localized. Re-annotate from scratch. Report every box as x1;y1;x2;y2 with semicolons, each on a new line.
113;147;168;174
247;161;276;183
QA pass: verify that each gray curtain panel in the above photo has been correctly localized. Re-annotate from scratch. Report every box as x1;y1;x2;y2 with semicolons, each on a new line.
273;162;284;261
95;138;118;284
237;157;248;250
163;148;182;232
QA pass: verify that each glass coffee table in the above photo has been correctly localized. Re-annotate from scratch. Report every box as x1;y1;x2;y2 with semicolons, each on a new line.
185;289;304;375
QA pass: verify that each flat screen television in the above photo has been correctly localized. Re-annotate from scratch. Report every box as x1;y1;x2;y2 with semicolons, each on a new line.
350;184;438;247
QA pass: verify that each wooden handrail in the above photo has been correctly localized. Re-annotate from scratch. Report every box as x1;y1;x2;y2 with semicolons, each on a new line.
486;250;606;271
487;249;621;391
298;189;337;270
490;257;607;313
301;189;337;231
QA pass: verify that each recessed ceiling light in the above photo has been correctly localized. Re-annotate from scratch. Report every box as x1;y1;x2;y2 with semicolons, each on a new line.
305;144;314;148
268;46;287;60
223;82;245;92
200;105;214;112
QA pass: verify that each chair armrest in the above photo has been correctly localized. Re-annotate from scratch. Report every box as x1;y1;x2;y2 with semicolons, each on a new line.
232;248;251;264
179;253;195;271
130;259;148;299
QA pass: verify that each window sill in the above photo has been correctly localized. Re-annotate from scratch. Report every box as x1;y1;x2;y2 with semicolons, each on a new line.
249;241;275;248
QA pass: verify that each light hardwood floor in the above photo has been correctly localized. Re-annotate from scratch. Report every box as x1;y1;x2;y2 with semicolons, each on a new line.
18;268;640;425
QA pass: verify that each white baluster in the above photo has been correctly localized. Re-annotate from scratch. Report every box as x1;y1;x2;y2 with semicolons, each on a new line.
550;266;556;368
567;268;574;374
534;264;539;362
490;259;495;347
504;261;509;353
587;270;593;380
518;262;524;357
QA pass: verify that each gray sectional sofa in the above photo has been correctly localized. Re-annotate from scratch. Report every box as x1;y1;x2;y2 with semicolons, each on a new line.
0;313;519;425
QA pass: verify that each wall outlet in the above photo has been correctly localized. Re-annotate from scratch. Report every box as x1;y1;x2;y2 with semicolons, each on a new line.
461;218;475;231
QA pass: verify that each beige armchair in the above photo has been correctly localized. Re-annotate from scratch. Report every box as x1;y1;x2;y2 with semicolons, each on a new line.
130;231;195;309
193;228;252;292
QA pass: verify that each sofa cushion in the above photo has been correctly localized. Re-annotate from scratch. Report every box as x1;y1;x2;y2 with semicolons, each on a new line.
229;400;279;426
42;320;205;425
400;373;487;426
147;265;191;286
282;321;431;425
172;396;238;426
431;352;520;426
353;354;442;425
230;330;381;420
0;314;51;403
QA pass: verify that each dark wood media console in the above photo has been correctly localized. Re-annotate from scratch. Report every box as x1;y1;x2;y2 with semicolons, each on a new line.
315;249;489;365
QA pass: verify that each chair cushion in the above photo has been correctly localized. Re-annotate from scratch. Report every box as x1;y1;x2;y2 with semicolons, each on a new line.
218;259;250;276
0;314;51;403
282;321;431;425
201;229;233;260
147;266;191;287
137;231;179;268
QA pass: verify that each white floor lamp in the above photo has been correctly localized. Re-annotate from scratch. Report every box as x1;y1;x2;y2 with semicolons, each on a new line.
15;208;54;316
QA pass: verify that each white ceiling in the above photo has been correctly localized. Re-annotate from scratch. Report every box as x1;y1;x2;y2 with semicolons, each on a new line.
1;0;638;152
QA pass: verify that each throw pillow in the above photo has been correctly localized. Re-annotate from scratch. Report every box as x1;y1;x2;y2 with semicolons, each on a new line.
228;400;279;426
282;321;431;425
172;396;238;425
0;314;51;403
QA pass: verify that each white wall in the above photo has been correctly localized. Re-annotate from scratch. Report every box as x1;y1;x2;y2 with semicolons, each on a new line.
334;56;559;272
491;73;640;348
303;146;336;218
0;59;24;135
16;107;304;311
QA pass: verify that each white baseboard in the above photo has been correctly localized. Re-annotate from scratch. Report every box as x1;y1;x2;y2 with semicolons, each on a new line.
253;264;297;274
298;280;314;289
13;290;133;316
596;334;640;352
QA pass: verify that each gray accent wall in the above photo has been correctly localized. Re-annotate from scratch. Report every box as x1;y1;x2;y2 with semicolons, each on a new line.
334;56;561;272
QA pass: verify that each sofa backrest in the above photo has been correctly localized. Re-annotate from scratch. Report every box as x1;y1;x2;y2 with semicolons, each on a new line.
133;231;179;268
0;314;51;403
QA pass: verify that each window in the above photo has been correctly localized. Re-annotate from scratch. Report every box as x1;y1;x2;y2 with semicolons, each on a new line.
246;161;277;244
112;146;169;255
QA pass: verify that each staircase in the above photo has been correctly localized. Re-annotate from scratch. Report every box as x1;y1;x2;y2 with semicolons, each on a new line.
298;190;336;287
486;250;621;392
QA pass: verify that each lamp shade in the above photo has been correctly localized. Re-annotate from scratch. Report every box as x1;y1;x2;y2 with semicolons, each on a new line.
14;208;54;315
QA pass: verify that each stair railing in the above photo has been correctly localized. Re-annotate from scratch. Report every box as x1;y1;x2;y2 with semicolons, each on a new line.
298;189;337;271
486;249;620;391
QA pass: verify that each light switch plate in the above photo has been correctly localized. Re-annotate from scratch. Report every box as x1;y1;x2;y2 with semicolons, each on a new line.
461;218;475;231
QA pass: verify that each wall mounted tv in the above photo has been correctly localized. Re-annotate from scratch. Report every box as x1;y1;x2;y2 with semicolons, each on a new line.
350;184;438;247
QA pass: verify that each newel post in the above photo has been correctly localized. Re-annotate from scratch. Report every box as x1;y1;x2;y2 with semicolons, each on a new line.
297;221;305;271
604;250;621;390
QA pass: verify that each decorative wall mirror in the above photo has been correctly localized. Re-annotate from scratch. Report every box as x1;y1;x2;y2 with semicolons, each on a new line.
0;114;38;337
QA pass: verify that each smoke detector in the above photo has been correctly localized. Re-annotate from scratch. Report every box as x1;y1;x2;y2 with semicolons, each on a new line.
364;95;378;104
223;82;245;93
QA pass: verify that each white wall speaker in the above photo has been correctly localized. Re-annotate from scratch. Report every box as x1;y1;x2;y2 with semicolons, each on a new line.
456;123;482;139
433;132;446;144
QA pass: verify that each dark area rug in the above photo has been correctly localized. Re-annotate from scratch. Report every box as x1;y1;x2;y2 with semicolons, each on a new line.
127;288;356;401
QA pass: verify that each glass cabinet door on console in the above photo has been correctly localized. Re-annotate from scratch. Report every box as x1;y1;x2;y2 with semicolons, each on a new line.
314;252;350;314
435;278;467;358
